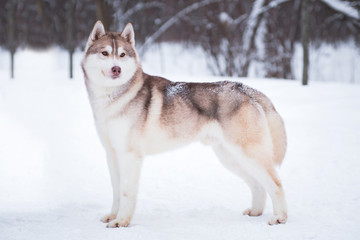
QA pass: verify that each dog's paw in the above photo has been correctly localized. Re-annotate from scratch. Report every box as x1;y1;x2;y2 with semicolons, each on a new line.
106;218;131;228
100;213;117;223
243;208;263;217
268;213;287;225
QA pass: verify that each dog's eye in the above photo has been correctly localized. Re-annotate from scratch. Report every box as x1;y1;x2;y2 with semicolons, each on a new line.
120;52;126;58
101;51;109;56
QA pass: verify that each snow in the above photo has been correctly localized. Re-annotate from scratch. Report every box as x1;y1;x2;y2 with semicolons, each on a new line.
320;0;360;20
219;12;233;24
141;42;360;84
292;41;360;83
165;82;189;97
242;0;265;53
1;47;360;240
142;43;210;77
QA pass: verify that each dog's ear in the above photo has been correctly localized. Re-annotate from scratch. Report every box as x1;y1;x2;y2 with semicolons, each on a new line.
121;23;135;47
85;21;105;52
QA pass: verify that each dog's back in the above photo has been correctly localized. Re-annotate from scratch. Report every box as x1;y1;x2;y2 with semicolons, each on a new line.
82;21;288;227
137;75;286;166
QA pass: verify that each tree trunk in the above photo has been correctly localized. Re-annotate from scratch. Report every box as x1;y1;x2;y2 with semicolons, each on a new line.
7;0;16;79
241;0;267;77
69;50;73;79
94;0;110;30
36;0;44;18
301;0;310;85
140;0;221;54
67;0;74;79
10;51;15;79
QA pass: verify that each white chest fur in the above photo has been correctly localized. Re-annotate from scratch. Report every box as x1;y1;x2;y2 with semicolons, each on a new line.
87;83;136;153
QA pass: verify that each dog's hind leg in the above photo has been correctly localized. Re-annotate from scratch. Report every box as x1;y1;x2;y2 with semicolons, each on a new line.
220;102;287;224
225;143;287;225
213;145;266;217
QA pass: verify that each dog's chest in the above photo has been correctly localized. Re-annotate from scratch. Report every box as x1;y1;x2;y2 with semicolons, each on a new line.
93;108;133;150
89;91;134;148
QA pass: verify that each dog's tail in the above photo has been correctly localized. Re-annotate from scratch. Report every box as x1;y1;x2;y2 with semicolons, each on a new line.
266;111;287;166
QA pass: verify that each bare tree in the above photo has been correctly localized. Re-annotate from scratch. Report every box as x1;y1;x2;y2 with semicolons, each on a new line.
262;0;301;79
66;0;75;79
301;0;310;85
7;0;17;79
240;0;268;77
197;0;295;77
139;0;222;54
0;0;358;82
94;0;113;30
115;1;165;30
320;0;359;20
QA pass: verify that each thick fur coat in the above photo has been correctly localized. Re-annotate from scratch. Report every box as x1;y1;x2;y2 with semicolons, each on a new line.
82;21;288;227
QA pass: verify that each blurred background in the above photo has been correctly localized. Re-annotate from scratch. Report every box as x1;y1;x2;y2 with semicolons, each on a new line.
1;2;360;239
0;0;359;83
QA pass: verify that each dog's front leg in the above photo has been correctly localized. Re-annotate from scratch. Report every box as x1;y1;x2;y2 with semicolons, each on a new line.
106;152;143;228
100;148;120;223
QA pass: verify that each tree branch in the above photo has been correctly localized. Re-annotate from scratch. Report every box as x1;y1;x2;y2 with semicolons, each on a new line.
320;0;359;20
119;2;165;23
139;0;222;54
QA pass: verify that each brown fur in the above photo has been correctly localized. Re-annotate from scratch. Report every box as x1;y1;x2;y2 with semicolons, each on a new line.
82;21;288;227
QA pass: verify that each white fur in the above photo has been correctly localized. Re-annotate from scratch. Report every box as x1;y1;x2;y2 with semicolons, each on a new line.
83;21;287;228
118;47;124;56
83;52;137;88
105;45;112;54
96;116;142;227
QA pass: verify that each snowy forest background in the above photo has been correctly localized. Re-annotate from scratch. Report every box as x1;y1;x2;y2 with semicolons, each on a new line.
0;0;359;83
1;1;360;239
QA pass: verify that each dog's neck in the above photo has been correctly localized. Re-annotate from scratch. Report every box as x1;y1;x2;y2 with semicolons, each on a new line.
86;81;128;104
85;69;145;116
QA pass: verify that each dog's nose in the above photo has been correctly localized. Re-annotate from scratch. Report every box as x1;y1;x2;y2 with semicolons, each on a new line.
111;66;121;76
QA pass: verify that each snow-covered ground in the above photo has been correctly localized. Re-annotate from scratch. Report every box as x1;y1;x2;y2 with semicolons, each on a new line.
0;48;360;240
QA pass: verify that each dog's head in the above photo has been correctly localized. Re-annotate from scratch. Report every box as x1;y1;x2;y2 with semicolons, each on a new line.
82;21;140;87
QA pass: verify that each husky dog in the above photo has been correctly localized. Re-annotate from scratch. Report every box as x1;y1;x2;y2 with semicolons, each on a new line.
82;21;288;228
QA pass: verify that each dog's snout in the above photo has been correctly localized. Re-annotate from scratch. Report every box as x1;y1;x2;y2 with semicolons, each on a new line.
111;66;121;76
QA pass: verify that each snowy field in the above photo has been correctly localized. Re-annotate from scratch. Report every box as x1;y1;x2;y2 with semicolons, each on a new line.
0;48;360;240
